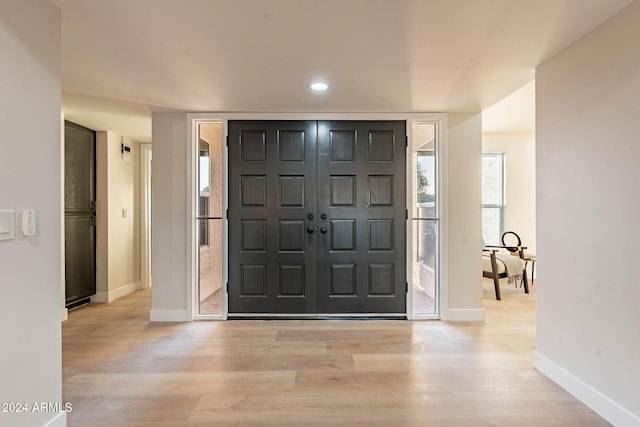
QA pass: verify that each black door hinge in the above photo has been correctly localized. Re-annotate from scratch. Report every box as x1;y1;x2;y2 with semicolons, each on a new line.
406;282;408;293
226;135;229;147
406;209;408;219
226;209;229;219
405;135;408;147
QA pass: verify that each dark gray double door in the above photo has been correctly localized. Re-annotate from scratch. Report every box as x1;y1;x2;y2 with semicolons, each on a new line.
228;120;406;316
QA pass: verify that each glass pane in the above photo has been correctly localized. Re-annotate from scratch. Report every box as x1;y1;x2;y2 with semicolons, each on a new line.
416;152;436;217
413;219;437;316
197;123;224;316
482;207;501;246
412;123;437;219
482;154;503;205
198;218;223;316
198;123;223;218
199;143;209;193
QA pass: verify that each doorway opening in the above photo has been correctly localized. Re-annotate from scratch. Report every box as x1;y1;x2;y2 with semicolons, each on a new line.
190;114;444;320
227;120;407;317
64;121;97;309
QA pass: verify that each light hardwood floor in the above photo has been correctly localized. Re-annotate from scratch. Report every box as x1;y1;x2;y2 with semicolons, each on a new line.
62;280;611;426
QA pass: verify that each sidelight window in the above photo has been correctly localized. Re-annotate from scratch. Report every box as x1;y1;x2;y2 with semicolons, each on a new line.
412;122;439;318
196;125;224;317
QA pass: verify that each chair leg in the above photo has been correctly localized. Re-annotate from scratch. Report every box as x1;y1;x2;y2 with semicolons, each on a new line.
522;267;530;294
493;275;501;300
531;262;535;285
520;261;529;288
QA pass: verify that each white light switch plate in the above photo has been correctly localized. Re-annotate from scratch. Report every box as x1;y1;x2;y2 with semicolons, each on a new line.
0;210;16;241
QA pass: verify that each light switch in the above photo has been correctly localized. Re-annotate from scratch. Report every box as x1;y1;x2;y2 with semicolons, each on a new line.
0;210;16;241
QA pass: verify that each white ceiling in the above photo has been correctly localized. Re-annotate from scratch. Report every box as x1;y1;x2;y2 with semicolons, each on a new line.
51;0;634;142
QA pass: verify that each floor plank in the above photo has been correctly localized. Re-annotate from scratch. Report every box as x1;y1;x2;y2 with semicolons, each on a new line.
62;280;611;426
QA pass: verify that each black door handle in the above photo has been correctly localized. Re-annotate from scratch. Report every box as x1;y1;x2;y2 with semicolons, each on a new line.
320;227;327;234
307;227;316;234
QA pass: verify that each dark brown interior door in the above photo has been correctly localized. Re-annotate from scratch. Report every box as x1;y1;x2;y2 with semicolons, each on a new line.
228;120;406;316
64;121;97;308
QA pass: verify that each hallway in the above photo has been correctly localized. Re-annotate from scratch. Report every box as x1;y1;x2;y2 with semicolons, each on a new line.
62;281;610;426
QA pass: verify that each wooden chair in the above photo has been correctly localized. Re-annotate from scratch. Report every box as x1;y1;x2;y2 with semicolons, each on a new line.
501;231;536;286
482;245;529;300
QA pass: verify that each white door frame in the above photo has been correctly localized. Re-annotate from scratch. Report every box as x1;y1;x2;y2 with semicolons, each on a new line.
140;143;153;289
186;113;448;321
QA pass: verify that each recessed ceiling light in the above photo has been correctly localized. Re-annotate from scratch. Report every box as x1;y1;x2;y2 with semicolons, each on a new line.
310;82;329;91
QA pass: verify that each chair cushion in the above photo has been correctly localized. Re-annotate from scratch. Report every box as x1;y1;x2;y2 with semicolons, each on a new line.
482;255;506;274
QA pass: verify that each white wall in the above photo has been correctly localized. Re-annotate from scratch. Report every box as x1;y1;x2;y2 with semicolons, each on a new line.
96;132;109;299
0;1;65;426
106;134;139;299
445;113;484;320
483;132;536;254
94;132;140;302
150;113;189;321
535;2;640;425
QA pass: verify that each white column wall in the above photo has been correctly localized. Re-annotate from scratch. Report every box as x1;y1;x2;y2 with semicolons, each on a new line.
150;112;190;321
0;1;65;426
445;113;484;320
535;2;640;425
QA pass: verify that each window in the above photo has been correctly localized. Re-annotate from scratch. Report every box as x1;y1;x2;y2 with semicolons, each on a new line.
196;123;224;317
482;153;505;246
199;141;210;247
412;122;439;318
198;193;210;247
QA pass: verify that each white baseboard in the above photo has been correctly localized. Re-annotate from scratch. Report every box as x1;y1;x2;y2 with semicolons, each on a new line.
42;411;67;427
534;351;640;427
60;307;68;322
150;309;189;322
445;308;485;321
91;281;140;303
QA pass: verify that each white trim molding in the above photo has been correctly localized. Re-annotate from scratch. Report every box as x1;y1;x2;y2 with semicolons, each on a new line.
139;143;153;289
534;351;639;427
91;281;141;303
60;308;68;322
445;308;485;322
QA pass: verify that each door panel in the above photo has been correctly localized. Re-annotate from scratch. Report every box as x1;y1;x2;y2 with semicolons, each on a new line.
228;121;318;314
64;215;96;304
316;121;406;314
64;121;96;307
228;120;406;316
